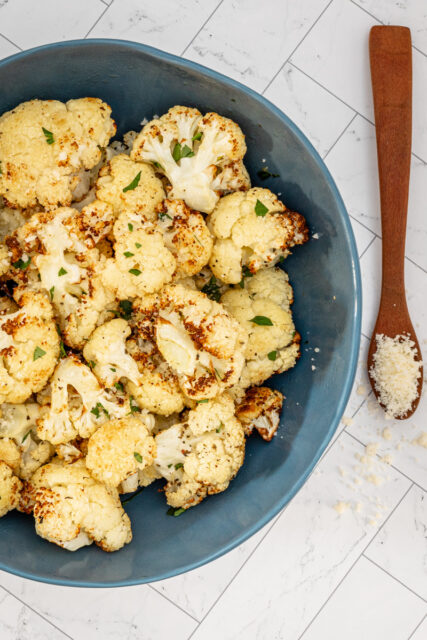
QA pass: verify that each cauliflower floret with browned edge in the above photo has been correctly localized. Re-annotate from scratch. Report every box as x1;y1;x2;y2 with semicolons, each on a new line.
235;387;283;441
0;290;60;404
153;284;247;400
36;355;147;446
0;98;116;210
0;199;27;240
209;188;309;284
96;153;165;217
0;243;10;276
20;458;131;551
222;268;300;393
7;201;115;349
86;416;156;488
154;394;245;509
131;106;250;214
0;460;22;518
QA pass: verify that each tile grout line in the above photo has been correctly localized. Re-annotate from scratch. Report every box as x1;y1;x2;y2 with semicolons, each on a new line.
358;234;376;259
344;430;427;493
408;613;426;639
262;0;334;95
147;583;200;624
322;112;358;160
296;481;414;639
0;32;22;51
362;554;427;603
84;0;113;38
180;0;225;56
0;584;74;640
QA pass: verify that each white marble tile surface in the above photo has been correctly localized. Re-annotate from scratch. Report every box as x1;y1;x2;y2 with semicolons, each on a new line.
365;485;427;599
91;0;220;55
0;588;67;640
0;33;19;58
410;616;427;640
301;556;426;640
190;434;410;640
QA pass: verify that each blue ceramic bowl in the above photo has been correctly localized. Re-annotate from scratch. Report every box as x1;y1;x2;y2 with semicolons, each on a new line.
0;40;361;587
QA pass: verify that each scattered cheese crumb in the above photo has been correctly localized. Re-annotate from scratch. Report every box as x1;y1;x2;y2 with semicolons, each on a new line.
381;454;393;465
341;416;353;427
354;476;362;485
314;347;320;353
382;427;392;441
357;384;367;395
338;466;346;477
412;432;427;448
369;334;422;418
311;365;316;371
354;502;363;513
365;442;379;457
312;232;320;239
334;501;350;514
366;474;384;486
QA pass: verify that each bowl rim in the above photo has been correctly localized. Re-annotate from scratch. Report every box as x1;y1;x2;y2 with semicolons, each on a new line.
0;38;362;588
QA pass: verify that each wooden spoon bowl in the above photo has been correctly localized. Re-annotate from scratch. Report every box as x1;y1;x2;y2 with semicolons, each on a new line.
367;25;423;418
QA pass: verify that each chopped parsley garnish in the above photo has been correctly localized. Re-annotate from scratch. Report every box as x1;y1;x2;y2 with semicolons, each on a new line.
33;346;46;361
268;350;277;361
91;402;109;419
196;399;209;404
167;507;185;517
119;299;133;320
128;223;134;232
114;381;124;392
59;341;67;358
192;131;203;141
135;242;142;248
129;396;141;414
134;452;143;463
90;405;100;419
216;422;224;433
214;367;223;380
278;256;285;263
22;429;32;443
158;211;172;221
129;268;141;276
172;142;195;162
201;276;221;302
257;167;279;180
239;265;253;288
153;161;164;170
124;251;134;258
255;199;269;217
250;315;273;326
110;367;116;372
123;171;141;192
58;267;67;276
88;360;96;369
174;462;183;470
49;286;55;301
42;127;54;145
12;257;31;270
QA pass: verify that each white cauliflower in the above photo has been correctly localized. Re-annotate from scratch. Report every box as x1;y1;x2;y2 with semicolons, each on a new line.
36;355;138;445
209;188;309;284
0;437;21;473
7;201;115;349
20;458;132;552
0;460;22;518
154;394;245;509
0;290;60;404
96;153;165;217
153;284;247;400
235;386;283;441
86;416;156;488
131;106;250;213
0;98;116;209
221;268;300;392
0;199;26;240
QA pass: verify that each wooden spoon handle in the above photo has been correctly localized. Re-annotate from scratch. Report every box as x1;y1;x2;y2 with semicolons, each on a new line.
369;26;412;317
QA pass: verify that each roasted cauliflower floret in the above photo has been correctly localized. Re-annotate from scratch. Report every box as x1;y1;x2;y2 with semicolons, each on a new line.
36;355;138;445
21;458;132;551
7;201;115;349
0;98;116;209
154;394;245;509
131;106;250;213
0;460;22;518
155;199;213;276
235;386;283;441
96;153;165;217
209;188;309;284
0;290;60;404
0;437;21;473
154;284;247;400
0;200;26;240
86;416;156;488
222;268;300;391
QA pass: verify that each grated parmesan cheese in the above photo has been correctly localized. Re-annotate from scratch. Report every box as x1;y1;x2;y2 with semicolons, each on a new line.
369;334;422;419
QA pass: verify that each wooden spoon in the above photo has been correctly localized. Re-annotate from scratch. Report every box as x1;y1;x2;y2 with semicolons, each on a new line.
367;25;423;418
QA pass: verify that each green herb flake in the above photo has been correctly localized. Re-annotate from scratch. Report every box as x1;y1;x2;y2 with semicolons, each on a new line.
167;463;173;468
238;265;253;288
250;315;273;326
196;399;209;404
90;405;100;419
158;211;172;221
278;256;285;263
119;299;133;320
110;367;116;372
172;142;182;163
33;346;46;361
181;144;195;158
255;199;269;217
88;360;96;369
192;131;203;141
135;242;142;248
257;167;279;180
167;507;185;517
174;462;183;470
124;251;134;258
114;382;124;392
201;276;221;302
123;171;141;193
59;341;67;358
129;268;141;276
214;367;223;380
42;127;54;145
12;257;31;270
22;430;32;443
49;286;55;301
172;142;195;163
216;422;224;433
128;223;134;232
98;402;109;417
153;161;164;170
268;350;277;361
58;267;67;277
134;452;143;463
129;397;141;414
